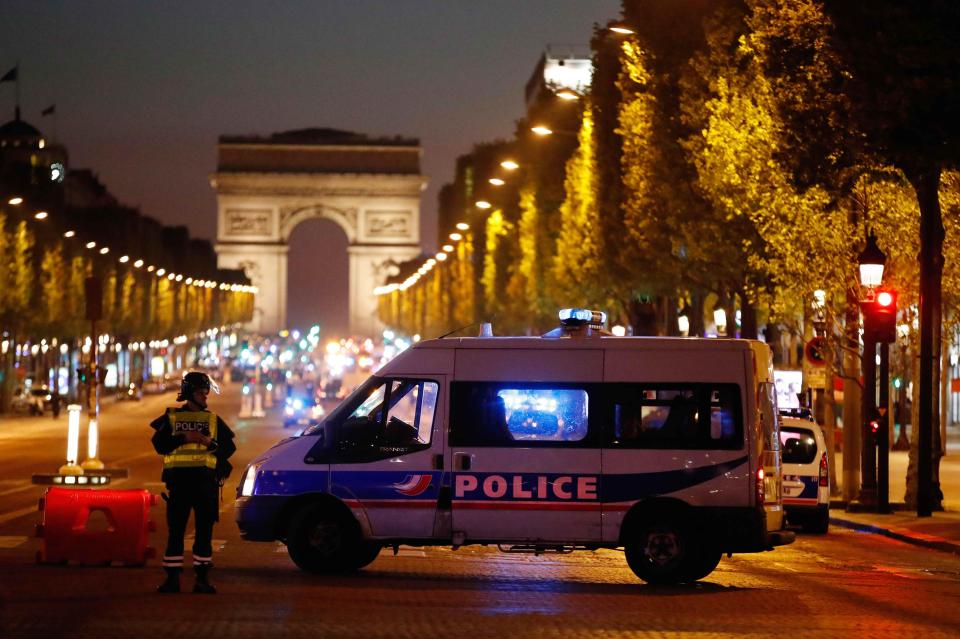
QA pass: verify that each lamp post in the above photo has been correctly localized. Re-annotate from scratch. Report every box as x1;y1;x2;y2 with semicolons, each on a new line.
855;232;886;511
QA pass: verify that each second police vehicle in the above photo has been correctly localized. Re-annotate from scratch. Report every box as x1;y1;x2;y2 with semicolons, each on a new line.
237;309;795;584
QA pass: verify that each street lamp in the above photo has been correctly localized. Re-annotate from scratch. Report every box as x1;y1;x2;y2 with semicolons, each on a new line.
488;178;505;186
500;160;519;171
608;22;635;35
858;232;886;291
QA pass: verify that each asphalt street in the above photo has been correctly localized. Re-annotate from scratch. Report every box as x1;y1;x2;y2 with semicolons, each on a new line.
1;383;959;639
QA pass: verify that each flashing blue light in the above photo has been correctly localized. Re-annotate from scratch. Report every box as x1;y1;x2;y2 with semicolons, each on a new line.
558;308;606;326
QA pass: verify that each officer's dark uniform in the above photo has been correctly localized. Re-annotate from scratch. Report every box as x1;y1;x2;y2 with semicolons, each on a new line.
150;379;235;594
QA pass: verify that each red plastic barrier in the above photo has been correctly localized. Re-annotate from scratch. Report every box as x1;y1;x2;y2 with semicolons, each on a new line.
36;487;158;566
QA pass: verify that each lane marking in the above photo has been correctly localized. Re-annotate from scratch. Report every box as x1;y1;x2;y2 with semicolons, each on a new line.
0;505;41;525
0;535;28;548
0;481;35;498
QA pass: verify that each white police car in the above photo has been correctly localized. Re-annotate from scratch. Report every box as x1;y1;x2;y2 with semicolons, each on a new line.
779;413;829;533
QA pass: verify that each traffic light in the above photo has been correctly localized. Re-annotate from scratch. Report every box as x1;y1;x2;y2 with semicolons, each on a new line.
77;366;89;384
863;289;898;343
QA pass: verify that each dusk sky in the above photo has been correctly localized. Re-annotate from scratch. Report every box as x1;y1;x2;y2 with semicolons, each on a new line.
1;1;621;332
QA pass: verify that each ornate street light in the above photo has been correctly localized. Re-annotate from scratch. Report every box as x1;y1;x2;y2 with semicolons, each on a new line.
858;232;886;290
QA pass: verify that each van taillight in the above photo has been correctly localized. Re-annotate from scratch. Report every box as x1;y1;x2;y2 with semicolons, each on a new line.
819;452;828;487
756;467;765;505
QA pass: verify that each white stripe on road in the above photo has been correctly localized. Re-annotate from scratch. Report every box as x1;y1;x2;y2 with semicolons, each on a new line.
0;504;41;525
0;481;34;498
0;535;28;548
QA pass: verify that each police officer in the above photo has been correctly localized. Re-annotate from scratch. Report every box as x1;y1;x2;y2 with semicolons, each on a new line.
151;371;236;594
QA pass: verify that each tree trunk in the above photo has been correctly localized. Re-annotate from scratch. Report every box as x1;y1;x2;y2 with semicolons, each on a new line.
689;291;706;337
907;165;944;516
738;290;758;340
842;290;861;503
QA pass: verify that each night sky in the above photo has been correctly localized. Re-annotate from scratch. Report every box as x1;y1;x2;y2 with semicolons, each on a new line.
1;1;621;333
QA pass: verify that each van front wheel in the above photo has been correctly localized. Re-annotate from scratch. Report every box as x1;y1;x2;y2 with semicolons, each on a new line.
287;504;380;573
625;518;692;585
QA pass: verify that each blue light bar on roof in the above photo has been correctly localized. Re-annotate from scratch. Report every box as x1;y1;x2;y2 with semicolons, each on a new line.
558;308;607;326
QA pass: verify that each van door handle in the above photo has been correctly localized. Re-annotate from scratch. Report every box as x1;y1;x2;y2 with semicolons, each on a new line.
453;452;471;471
432;454;443;470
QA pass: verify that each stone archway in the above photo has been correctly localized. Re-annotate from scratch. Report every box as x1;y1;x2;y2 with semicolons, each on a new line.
213;129;424;336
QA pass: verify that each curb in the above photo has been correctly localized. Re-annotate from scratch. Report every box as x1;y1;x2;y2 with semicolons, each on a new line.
829;516;960;556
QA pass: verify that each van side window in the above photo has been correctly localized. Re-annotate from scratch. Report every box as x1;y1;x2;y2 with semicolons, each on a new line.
609;384;742;449
325;377;439;462
450;383;590;446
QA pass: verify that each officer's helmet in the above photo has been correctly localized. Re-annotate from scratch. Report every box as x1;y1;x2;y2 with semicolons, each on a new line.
177;371;221;402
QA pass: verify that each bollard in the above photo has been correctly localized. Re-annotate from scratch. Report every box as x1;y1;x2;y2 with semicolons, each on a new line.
264;383;274;408
238;384;253;418
58;405;84;476
252;390;265;418
81;418;105;470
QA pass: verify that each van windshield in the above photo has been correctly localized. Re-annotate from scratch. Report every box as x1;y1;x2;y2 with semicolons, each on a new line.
302;376;381;437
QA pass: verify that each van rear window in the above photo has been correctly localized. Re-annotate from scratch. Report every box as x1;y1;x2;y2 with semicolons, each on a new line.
607;383;743;450
780;428;817;464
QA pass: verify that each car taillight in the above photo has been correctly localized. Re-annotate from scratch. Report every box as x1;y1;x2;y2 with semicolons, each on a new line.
819;451;828;487
756;467;765;505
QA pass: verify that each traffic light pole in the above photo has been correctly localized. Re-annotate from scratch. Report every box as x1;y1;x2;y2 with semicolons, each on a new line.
878;342;890;513
859;334;878;509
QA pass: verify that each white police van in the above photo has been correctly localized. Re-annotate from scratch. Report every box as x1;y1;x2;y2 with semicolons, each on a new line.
237;310;794;584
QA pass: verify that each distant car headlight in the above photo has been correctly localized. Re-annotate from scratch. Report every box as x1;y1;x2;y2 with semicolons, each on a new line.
293;399;304;410
240;462;263;497
284;406;295;416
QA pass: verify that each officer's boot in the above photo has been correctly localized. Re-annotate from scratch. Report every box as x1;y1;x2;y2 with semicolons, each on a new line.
156;568;181;593
193;564;217;594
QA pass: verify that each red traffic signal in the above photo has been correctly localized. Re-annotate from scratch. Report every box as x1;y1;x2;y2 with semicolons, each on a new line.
863;288;898;343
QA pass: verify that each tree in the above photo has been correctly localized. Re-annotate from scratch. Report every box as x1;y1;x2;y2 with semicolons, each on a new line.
752;0;960;514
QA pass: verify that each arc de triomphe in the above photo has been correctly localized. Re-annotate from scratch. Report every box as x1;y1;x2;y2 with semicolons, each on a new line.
213;129;424;336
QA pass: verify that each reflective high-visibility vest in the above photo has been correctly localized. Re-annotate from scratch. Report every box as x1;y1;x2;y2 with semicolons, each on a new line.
163;410;217;470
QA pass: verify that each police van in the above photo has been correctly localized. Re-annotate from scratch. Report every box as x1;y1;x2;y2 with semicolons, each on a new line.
236;309;794;584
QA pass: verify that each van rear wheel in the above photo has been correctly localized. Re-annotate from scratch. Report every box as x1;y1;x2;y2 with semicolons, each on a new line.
625;518;692;585
287;504;380;573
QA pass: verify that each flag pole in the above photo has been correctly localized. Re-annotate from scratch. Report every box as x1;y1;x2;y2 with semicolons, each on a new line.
15;60;20;120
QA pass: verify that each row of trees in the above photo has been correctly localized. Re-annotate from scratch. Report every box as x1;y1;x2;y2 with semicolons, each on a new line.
0;206;255;411
379;1;960;509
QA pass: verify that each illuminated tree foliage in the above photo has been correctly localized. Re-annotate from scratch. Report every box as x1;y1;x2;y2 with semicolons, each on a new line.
552;104;603;308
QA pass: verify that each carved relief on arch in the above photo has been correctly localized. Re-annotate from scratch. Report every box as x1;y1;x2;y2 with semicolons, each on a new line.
280;204;358;243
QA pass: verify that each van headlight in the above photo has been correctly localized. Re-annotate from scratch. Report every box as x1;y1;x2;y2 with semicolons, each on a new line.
240;462;263;497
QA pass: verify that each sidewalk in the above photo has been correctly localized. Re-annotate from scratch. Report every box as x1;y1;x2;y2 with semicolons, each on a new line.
827;425;960;556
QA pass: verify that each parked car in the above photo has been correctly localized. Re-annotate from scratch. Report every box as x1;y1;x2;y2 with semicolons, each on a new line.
12;386;56;415
780;414;830;533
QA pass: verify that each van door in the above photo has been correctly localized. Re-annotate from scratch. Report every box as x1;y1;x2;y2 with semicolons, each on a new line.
448;349;603;543
328;375;445;539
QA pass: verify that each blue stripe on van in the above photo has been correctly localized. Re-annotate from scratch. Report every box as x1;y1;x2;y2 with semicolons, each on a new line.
601;455;749;503
255;470;328;495
256;457;748;503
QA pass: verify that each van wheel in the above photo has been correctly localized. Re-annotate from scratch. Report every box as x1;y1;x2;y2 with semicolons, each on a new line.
287;504;380;573
803;507;829;534
625;518;692;585
682;544;723;582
